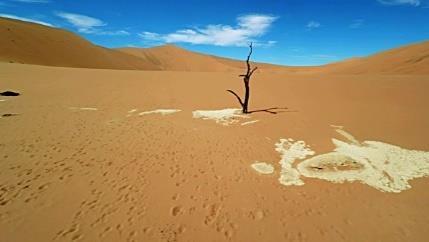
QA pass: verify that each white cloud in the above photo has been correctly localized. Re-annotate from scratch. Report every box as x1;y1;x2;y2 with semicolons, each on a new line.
55;12;105;32
377;0;421;6
350;19;364;29
80;28;129;36
55;11;129;36
0;13;53;26
139;14;278;47
306;21;321;30
11;0;50;3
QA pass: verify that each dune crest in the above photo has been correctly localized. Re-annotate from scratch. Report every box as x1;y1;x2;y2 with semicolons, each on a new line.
2;17;427;73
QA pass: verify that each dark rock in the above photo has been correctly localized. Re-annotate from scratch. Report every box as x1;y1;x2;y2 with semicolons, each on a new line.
2;114;19;117
0;91;20;96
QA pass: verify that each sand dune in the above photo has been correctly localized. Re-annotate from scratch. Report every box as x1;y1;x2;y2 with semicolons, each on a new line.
0;17;283;72
323;41;429;74
2;16;427;74
1;62;429;241
1;17;429;242
0;17;160;70
117;45;285;72
117;45;239;72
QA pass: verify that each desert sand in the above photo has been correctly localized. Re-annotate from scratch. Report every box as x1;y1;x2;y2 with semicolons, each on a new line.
1;17;429;242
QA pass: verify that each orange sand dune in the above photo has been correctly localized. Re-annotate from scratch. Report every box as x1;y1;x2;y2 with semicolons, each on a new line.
117;45;285;72
1;17;428;74
1;15;429;242
0;17;285;72
323;41;429;74
117;45;239;72
0;17;160;70
1;62;429;241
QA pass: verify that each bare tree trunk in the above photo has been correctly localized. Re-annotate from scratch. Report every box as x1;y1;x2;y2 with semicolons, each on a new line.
227;42;257;114
243;77;250;113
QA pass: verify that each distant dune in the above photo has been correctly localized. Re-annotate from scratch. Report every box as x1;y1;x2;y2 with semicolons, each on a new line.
117;45;239;72
0;16;428;74
323;41;429;74
0;17;160;70
117;45;285;72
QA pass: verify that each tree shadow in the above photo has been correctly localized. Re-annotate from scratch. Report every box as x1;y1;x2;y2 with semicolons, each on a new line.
248;107;294;114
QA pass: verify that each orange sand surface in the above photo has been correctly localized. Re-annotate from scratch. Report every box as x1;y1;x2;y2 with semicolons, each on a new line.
1;62;429;241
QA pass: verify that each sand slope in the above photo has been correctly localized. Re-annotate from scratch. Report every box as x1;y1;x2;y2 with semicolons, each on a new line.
0;17;160;70
117;45;285;72
324;41;429;74
1;17;428;73
1;63;429;241
117;45;238;72
0;17;282;72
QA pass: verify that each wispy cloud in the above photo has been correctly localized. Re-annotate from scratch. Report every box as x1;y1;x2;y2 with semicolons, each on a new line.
306;21;321;30
350;19;364;29
139;14;278;47
11;0;50;3
0;13;53;26
55;12;129;36
377;0;421;6
55;12;105;31
79;28;130;36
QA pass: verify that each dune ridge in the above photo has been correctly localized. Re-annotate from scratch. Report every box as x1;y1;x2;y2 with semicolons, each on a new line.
1;16;428;74
0;17;160;70
323;41;429;74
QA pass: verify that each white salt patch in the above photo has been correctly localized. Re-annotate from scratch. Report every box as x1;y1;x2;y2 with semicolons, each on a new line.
192;108;248;126
69;107;98;111
273;129;429;193
139;109;181;116
0;99;6;102
275;139;315;186
297;152;366;183
298;138;429;193
335;128;360;145
241;120;259;126
330;124;344;129
251;162;275;174
127;109;138;117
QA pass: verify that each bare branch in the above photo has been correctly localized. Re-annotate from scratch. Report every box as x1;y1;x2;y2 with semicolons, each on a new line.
226;90;244;108
229;42;257;114
249;66;258;77
246;42;253;75
242;42;253;77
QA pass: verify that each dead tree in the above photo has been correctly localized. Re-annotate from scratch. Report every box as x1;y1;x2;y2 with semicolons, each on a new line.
227;42;258;114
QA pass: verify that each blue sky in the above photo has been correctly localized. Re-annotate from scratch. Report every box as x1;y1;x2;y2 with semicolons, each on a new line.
1;0;428;66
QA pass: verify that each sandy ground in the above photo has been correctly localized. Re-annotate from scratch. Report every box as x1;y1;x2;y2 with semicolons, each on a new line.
1;63;429;242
